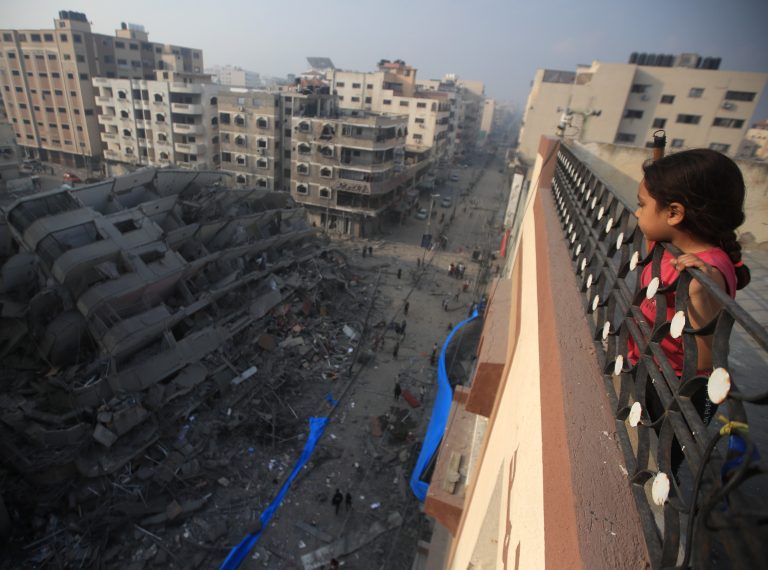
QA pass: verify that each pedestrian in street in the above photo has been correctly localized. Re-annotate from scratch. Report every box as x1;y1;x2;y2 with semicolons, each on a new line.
397;268;402;280
416;257;421;268
442;298;449;311
404;301;410;315
400;319;407;336
454;290;460;302
345;492;352;511
368;246;373;256
330;558;340;570
419;386;426;403
332;489;343;515
430;351;437;366
392;341;400;359
394;382;402;401
362;246;366;258
449;262;455;277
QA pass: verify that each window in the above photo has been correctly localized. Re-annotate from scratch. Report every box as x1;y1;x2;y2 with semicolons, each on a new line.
712;117;744;128
671;138;684;148
383;99;391;105
236;174;246;184
79;73;89;80
48;53;57;60
724;90;756;102
234;115;245;126
336;82;345;88
257;158;268;169
51;72;60;78
67;73;74;79
297;143;311;154
366;84;373;89
338;96;344;101
257;138;267;148
30;33;41;42
631;84;649;94
8;52;16;59
320;166;332;178
623;109;643;119
54;89;63;96
235;135;245;146
351;96;360;102
688;87;704;98
365;97;372;104
58;107;66;113
73;34;82;43
123;129;131;137
3;33;12;41
44;33;53;42
708;143;730;153
220;112;230;124
352;83;361;89
399;101;409;107
60;34;68;42
115;41;125;48
415;118;425;124
676;114;701;125
221;151;231;162
236;155;246;165
319;187;331;199
297;163;309;175
296;184;308;194
76;55;85;63
256;117;268;129
129;43;138;50
614;133;636;143
652;118;666;128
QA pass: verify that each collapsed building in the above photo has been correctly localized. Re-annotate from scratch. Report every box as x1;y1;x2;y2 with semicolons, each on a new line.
0;168;368;567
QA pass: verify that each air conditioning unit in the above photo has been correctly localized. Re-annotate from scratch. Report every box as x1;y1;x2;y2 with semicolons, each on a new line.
721;101;735;110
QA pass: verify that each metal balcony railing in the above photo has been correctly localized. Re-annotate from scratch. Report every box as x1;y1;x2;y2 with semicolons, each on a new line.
551;145;768;568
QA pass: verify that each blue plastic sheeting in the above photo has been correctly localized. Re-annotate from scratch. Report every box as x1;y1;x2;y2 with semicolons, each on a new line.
410;310;479;502
219;416;329;570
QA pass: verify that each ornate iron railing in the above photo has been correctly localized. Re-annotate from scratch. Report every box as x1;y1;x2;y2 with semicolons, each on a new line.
551;144;768;568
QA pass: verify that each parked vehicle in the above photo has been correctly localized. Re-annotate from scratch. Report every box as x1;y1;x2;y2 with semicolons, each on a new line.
415;208;428;220
440;197;453;208
63;172;82;184
450;173;460;182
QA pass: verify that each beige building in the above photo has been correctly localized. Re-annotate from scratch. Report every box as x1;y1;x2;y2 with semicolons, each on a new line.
217;89;281;189
93;73;219;169
517;54;768;163
479;98;496;142
0;11;203;168
290;110;418;236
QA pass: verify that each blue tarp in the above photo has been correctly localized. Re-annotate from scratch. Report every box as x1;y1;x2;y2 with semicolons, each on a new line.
219;416;329;570
409;309;479;501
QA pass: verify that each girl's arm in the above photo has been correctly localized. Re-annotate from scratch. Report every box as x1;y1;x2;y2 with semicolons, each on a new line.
670;254;727;371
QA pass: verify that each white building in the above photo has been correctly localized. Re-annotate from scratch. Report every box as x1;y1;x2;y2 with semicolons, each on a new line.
93;72;220;169
206;65;262;89
517;53;768;163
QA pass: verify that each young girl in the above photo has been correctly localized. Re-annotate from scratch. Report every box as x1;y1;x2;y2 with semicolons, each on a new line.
630;148;751;377
629;149;751;459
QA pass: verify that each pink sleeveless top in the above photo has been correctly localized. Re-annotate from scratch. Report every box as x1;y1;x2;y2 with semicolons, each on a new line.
627;245;737;375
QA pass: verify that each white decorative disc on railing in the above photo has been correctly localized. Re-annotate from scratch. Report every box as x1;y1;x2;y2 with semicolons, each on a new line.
708;367;731;404
670;311;686;339
614;355;624;376
597;206;604;220
630;251;640;271
605;218;614;233
592;294;600;311
575;244;582;256
570;233;576;244
646;277;660;299
629;401;642;427
580;258;587;273
568;222;573;234
616;232;624;250
591;197;597;210
586;274;593;289
602;321;611;339
652;472;670;506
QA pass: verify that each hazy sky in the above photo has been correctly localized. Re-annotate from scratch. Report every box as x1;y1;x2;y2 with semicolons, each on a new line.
6;0;768;117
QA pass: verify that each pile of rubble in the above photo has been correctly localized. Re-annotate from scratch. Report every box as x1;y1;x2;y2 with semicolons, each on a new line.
0;169;373;567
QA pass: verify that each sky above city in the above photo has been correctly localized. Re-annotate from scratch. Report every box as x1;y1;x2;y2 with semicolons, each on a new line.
6;0;768;118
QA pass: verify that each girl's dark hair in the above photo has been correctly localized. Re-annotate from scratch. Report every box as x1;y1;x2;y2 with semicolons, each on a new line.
642;148;751;289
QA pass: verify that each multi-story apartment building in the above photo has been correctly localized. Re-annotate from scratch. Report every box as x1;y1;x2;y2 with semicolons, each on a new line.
290;110;414;236
331;61;456;163
217;89;281;189
741;120;768;161
479;98;496;143
517;53;768;163
0;11;203;168
93;72;219;170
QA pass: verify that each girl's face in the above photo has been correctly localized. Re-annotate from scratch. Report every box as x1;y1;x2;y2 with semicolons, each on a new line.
635;180;673;242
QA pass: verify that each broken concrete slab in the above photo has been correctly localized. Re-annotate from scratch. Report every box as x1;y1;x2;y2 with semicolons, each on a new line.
295;521;333;543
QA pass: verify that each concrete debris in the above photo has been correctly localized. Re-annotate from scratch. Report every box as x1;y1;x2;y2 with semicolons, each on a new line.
0;168;368;568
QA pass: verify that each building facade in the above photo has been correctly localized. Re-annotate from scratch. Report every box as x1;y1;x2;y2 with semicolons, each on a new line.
517;54;768;163
206;65;262;89
94;73;219;170
0;11;203;168
289;110;414;236
742;120;768;161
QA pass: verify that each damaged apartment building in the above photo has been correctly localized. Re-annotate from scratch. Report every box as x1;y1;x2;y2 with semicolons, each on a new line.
0;168;366;565
290;107;429;237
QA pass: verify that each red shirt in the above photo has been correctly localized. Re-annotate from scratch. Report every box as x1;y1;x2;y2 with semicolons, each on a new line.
627;245;736;375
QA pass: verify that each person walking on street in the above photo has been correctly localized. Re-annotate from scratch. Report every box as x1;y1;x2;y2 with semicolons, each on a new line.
397;268;402;279
332;489;343;515
345;492;352;512
394;382;402;401
404;301;410;315
393;341;400;359
362;246;366;258
430;342;438;366
419;385;426;403
368;246;373;256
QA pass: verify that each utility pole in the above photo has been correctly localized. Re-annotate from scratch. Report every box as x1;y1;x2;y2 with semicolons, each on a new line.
421;192;439;264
